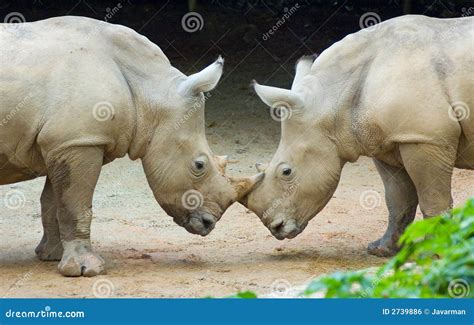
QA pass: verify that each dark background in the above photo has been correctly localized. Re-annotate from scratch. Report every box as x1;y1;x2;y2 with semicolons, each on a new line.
1;0;472;155
1;0;471;77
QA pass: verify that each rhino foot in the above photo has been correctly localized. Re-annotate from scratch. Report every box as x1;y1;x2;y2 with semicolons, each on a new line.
58;240;105;277
35;238;63;261
367;238;399;257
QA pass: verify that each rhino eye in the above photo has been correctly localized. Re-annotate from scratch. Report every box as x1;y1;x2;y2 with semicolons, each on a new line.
282;168;292;176
194;161;204;170
191;155;208;177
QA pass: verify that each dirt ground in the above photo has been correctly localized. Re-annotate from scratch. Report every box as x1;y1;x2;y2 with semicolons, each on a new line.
0;2;473;299
1;80;473;297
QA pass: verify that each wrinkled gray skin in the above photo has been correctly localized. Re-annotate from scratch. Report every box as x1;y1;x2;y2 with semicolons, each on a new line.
243;15;473;256
0;17;261;276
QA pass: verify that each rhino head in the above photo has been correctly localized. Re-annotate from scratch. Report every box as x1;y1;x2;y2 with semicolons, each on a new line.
240;56;345;240
139;56;263;236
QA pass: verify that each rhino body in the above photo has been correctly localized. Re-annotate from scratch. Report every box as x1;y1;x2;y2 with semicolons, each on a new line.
0;16;260;276
247;15;473;256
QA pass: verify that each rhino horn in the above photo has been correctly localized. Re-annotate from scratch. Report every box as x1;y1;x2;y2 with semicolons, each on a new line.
231;173;264;200
215;155;228;174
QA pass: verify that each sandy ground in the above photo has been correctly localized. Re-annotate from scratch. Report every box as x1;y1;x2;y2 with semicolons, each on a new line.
1;86;473;298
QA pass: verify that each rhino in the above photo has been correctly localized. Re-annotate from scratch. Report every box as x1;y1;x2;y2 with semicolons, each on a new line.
0;16;261;276
243;15;473;257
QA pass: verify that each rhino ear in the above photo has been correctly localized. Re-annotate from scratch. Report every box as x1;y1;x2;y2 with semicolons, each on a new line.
179;56;224;96
251;80;303;111
292;54;316;89
255;162;268;173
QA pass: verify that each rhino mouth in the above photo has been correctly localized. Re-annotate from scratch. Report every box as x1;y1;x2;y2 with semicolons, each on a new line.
183;212;217;236
268;219;307;240
271;227;303;240
165;201;220;236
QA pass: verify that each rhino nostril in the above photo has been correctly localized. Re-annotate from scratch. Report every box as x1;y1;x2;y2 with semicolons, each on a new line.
201;215;215;229
202;219;213;229
270;219;284;233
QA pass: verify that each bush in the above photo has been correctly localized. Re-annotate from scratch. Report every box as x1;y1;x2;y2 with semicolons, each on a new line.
230;198;474;298
304;198;474;298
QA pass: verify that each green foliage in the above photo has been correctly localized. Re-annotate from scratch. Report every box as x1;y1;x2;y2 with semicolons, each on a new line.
304;198;474;298
227;291;258;299
226;199;473;298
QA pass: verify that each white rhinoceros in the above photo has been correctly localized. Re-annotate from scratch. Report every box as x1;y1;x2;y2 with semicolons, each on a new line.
0;16;262;276
243;15;473;256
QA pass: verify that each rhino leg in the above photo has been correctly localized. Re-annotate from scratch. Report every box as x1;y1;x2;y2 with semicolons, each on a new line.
368;159;418;257
47;147;105;277
35;177;63;261
399;143;454;217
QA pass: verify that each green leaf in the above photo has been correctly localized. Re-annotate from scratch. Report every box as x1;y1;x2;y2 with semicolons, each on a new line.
231;291;258;299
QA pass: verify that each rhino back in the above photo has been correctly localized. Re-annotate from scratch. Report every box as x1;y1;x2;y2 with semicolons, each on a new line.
0;16;157;179
310;15;473;164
